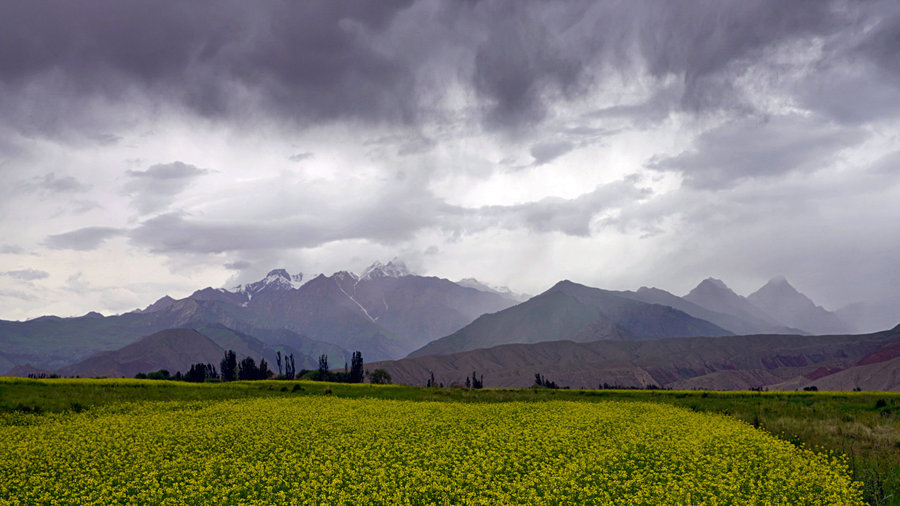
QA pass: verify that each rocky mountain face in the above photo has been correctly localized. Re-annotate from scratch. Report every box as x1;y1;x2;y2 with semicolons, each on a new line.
373;325;900;391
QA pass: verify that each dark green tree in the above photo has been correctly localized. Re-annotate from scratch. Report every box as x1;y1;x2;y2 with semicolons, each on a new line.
185;363;209;382
220;350;237;382
369;369;392;384
238;356;259;381
349;351;364;383
147;369;171;380
471;371;483;389
258;358;271;380
317;354;329;380
285;353;296;380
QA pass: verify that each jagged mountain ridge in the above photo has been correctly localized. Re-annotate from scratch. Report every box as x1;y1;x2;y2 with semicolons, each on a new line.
0;261;519;372
747;277;850;335
683;278;794;334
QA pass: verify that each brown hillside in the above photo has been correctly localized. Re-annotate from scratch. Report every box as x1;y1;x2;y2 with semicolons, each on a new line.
58;329;224;378
371;327;900;390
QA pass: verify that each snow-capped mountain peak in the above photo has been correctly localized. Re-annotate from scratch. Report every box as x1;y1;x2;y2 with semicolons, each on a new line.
360;260;410;280
231;268;303;295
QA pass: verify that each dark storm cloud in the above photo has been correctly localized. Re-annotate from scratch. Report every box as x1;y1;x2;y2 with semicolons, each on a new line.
470;2;587;130
123;162;208;214
649;115;865;189
2;0;880;136
852;6;900;76
1;268;49;281
634;0;839;111
0;0;417;132
44;227;123;251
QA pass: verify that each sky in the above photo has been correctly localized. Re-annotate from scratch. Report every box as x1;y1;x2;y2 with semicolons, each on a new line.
1;0;899;320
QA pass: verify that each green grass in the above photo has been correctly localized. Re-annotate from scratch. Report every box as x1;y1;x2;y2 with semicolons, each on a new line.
2;377;898;504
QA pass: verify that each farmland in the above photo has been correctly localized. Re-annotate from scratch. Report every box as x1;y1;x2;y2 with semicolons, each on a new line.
2;379;897;504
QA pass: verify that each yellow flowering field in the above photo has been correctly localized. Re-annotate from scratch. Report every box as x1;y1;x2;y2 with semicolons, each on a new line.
0;397;861;505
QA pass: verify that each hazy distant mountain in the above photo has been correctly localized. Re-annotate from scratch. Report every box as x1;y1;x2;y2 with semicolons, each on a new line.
58;329;225;378
837;296;900;334
616;286;782;336
683;278;798;334
409;280;731;358
747;277;850;335
374;325;900;390
56;326;329;379
456;278;529;302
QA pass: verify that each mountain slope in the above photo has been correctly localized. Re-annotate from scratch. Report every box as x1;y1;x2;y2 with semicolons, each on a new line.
618;287;782;336
409;290;626;358
409;280;731;358
57;329;225;378
375;326;900;390
747;277;849;335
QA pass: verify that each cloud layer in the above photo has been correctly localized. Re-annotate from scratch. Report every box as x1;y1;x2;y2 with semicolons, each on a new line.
1;0;899;319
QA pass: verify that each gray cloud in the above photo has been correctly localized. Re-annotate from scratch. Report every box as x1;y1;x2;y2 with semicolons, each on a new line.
0;288;36;301
530;141;575;166
0;244;25;254
21;173;90;194
289;152;314;162
123;161;208;214
125;177;647;255
476;180;652;236
1;268;49;281
44;227;123;251
471;3;586;130
649;115;865;189
0;1;417;134
1;0;879;137
635;0;839;111
224;260;251;271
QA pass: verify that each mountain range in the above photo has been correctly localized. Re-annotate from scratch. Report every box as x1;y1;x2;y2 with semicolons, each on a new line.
1;264;896;390
0;261;518;371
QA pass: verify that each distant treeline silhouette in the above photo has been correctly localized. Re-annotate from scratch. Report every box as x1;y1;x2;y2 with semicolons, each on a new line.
134;349;391;384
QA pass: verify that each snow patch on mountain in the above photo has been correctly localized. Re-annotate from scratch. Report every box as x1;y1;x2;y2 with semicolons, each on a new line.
230;268;304;296
360;260;410;281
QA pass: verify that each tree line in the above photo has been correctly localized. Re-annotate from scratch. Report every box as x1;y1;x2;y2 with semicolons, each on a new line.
135;349;392;384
